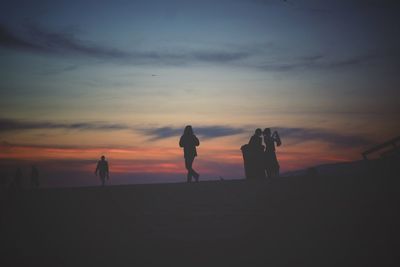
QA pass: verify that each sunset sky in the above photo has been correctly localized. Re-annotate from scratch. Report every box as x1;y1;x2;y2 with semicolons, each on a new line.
1;0;399;186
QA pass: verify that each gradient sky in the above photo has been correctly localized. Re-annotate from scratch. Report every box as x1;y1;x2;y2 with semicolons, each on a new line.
1;0;399;186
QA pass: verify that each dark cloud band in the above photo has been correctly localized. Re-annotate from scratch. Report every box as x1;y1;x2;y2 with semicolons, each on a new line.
0;22;380;71
0;23;248;64
0;118;129;132
141;126;245;140
0;118;245;139
276;127;372;147
0;118;373;147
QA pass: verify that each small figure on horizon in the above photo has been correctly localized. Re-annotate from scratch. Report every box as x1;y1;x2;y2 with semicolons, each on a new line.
95;155;109;186
263;128;281;179
11;167;23;191
30;165;40;189
179;125;200;183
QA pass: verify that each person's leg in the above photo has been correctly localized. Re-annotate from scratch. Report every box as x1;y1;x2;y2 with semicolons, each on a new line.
100;174;105;186
190;157;199;182
265;152;272;179
185;158;193;183
276;163;280;177
186;157;199;182
272;153;279;178
193;168;199;182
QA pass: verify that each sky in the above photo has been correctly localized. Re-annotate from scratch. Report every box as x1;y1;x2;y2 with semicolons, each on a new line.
1;0;399;187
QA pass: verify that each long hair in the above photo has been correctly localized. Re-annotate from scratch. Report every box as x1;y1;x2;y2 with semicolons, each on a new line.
183;125;193;136
263;128;271;136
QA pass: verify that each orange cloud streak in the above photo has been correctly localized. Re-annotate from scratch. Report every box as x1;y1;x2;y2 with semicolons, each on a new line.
0;139;362;176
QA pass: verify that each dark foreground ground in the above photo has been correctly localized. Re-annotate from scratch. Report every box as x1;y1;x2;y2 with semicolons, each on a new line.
1;175;399;267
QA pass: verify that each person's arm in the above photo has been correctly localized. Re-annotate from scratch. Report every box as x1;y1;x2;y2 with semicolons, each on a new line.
179;136;184;147
276;138;282;146
273;132;282;146
194;135;200;146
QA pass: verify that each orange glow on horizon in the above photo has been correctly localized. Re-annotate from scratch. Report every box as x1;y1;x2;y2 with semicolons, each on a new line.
0;137;363;176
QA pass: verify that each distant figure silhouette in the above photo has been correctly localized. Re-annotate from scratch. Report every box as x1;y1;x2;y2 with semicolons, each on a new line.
247;128;266;179
11;167;23;191
30;165;40;189
95;155;109;186
179;125;200;183
263;128;281;179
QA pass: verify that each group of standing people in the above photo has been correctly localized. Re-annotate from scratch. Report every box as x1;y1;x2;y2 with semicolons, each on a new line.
178;125;281;183
243;128;281;180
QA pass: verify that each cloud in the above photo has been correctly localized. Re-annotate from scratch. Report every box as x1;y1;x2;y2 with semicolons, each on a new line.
256;54;375;72
141;126;245;140
0;118;245;141
0;23;249;64
0;118;373;148
0;23;129;59
1;22;382;72
29;25;129;58
0;118;130;132
0;24;45;52
0;140;131;150
276;127;373;147
192;51;249;62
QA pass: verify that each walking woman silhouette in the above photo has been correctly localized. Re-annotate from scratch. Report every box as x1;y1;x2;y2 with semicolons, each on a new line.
179;125;200;183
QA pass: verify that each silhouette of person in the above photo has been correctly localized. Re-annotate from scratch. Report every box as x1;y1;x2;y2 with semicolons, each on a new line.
179;125;200;183
12;167;23;191
95;155;109;186
248;128;266;179
249;128;263;147
263;128;281;179
30;165;40;189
